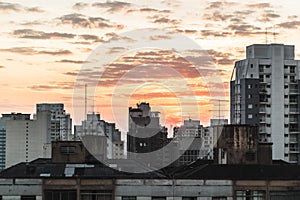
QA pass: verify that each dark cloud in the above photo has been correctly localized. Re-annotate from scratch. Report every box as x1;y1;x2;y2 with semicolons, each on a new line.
127;8;171;14
63;71;78;76
58;13;123;29
72;2;89;10
92;1;131;13
227;24;261;32
0;65;5;69
29;82;74;91
0;2;44;13
217;58;235;65
152;17;181;25
39;49;72;56
246;3;271;8
149;35;172;41
277;21;300;29
174;29;198;34
56;59;86;64
264;13;280;19
206;1;239;10
0;47;72;56
13;29;103;43
203;12;234;21
0;1;22;12
20;20;43;26
185;49;235;67
105;32;136;43
80;34;99;41
258;11;281;22
12;29;76;39
200;30;232;38
25;7;44;13
288;15;298;20
106;47;127;54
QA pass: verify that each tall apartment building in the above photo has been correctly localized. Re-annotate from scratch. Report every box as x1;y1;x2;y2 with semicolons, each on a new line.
36;103;72;141
230;43;300;163
5;111;52;168
127;103;168;155
75;113;124;160
173;119;203;164
127;102;173;167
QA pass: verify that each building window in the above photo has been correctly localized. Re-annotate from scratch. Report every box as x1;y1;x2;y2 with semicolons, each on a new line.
60;146;76;154
248;84;252;89
236;190;266;200
259;65;264;72
250;64;253;68
152;197;166;200
21;196;36;200
248;114;253;119
44;190;76;200
290;76;295;82
259;75;264;82
248;104;253;109
81;190;112;200
248;94;252;99
212;197;227;200
290;66;295;73
122;197;137;200
182;197;197;200
250;74;253;78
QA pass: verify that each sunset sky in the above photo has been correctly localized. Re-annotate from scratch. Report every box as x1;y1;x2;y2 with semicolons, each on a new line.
1;0;300;133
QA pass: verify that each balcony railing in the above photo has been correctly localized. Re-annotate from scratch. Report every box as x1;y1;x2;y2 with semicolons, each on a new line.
289;148;299;152
290;138;298;143
259;128;267;133
290;108;299;113
259;108;266;113
290;89;299;93
289;128;299;133
290;118;298;123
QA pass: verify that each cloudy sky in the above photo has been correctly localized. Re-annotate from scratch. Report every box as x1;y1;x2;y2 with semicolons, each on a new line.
1;0;300;132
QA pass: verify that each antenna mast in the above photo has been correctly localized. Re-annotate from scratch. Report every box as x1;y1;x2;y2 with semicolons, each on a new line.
273;25;277;43
85;83;87;120
265;27;268;44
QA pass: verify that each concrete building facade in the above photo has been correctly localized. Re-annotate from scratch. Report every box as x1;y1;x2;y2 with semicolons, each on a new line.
230;44;300;163
5;111;51;168
36;103;72;141
75;113;125;160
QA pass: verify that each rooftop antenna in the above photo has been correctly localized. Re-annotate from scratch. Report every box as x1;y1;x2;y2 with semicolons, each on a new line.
265;27;268;44
209;99;229;125
273;25;277;43
85;83;87;120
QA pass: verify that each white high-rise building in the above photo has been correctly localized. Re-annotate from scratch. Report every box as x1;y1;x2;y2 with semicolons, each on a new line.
75;113;124;160
36;103;72;141
5;112;52;168
230;44;300;163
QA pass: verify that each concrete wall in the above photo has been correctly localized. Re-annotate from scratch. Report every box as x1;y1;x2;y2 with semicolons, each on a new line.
5;111;50;168
115;179;233;199
0;178;42;198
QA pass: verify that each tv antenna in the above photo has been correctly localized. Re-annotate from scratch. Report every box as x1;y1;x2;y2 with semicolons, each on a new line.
209;99;229;125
